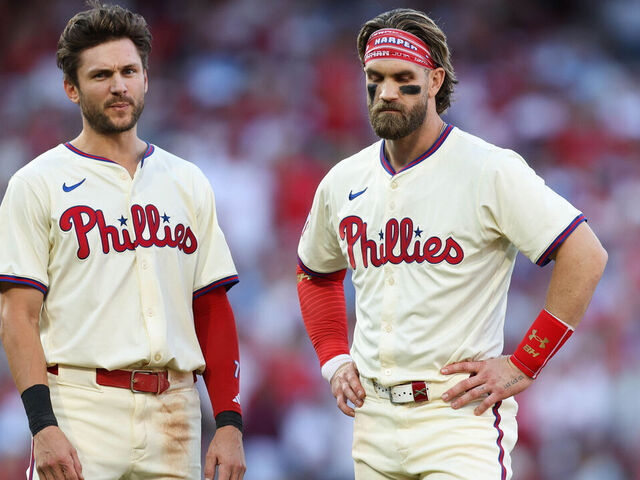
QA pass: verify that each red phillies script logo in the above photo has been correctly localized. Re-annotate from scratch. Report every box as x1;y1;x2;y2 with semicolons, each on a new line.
339;216;463;269
60;204;197;259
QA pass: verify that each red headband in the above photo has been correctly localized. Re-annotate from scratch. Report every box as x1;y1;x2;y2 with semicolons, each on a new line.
364;28;435;69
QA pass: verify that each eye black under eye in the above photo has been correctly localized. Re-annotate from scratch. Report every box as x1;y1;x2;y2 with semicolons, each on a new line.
399;85;421;95
367;83;377;101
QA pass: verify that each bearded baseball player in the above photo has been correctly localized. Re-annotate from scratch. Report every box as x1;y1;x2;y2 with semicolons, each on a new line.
297;8;607;480
0;3;245;480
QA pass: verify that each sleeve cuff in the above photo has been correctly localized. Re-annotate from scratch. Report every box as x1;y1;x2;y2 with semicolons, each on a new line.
321;354;353;383
297;256;344;278
193;274;239;298
0;275;48;294
535;214;586;267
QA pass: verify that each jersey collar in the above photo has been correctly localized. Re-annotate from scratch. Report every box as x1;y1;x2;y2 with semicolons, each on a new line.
379;123;453;176
63;142;155;167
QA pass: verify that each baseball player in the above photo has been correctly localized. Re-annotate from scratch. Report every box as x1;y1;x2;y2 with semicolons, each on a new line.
0;3;245;480
297;8;607;480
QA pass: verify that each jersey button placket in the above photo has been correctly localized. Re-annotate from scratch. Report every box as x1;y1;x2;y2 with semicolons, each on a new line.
379;264;397;379
387;178;399;215
380;177;400;379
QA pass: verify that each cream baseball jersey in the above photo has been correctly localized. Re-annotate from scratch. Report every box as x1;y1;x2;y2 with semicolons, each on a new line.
298;125;585;385
0;142;238;372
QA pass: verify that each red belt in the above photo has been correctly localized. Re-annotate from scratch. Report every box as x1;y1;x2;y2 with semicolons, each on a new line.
47;365;170;394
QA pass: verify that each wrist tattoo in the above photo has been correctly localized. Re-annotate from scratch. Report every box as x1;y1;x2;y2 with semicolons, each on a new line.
503;374;525;390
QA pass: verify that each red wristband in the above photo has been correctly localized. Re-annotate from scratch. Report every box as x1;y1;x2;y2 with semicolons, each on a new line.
510;309;574;379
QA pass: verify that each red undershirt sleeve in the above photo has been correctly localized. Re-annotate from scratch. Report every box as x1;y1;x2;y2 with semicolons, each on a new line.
296;264;350;366
193;287;242;431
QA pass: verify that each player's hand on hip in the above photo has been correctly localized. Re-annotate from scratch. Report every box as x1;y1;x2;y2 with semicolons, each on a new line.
204;425;246;480
440;356;533;416
33;425;84;480
330;361;365;417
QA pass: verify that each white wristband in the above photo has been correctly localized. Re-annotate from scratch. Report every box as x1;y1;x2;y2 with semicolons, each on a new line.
321;354;353;383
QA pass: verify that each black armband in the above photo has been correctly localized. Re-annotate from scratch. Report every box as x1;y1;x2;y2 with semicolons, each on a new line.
20;384;58;436
215;410;243;433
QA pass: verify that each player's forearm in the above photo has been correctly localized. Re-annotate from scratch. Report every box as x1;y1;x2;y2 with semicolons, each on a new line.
296;265;350;367
544;222;607;328
0;287;47;393
193;287;242;431
510;224;607;379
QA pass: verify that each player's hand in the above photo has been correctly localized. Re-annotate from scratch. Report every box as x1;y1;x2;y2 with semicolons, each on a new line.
440;356;533;416
33;425;84;480
204;425;246;480
330;361;365;417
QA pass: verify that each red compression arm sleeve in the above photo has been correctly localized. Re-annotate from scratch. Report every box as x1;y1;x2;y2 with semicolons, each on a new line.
193;287;242;417
296;265;349;365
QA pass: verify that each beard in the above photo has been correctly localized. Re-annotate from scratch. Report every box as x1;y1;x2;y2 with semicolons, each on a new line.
79;92;144;135
368;94;428;140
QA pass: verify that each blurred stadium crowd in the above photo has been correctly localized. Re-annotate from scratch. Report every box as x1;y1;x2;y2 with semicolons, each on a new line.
1;0;639;479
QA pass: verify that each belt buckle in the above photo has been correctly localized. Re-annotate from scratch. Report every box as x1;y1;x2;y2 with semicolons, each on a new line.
411;381;429;402
130;369;158;393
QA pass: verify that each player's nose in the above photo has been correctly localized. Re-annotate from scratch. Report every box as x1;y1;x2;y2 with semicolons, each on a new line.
109;73;128;95
378;80;399;102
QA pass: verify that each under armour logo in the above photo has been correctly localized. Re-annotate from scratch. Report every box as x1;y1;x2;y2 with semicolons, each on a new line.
528;329;549;349
297;272;311;283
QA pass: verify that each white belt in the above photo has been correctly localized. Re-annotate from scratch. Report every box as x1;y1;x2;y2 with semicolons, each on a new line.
373;379;430;404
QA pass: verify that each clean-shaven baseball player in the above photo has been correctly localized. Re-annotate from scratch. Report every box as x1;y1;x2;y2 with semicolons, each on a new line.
297;8;607;480
0;3;245;479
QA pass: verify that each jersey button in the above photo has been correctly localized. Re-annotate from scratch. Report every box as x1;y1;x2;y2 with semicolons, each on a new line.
391;181;398;190
141;260;149;270
120;172;128;181
389;201;396;210
384;369;392;376
154;353;162;362
385;324;392;333
387;277;395;286
146;308;154;317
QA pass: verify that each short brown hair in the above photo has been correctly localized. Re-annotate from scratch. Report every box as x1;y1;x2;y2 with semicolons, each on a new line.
56;1;152;85
357;8;457;114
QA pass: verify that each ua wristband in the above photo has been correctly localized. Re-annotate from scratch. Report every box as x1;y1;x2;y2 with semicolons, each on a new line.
510;309;574;379
21;384;58;436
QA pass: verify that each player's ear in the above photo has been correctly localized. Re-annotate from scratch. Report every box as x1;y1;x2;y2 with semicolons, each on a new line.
63;77;80;105
427;67;445;98
144;68;148;93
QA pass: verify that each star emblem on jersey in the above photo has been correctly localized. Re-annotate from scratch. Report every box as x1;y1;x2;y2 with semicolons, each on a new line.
118;216;128;226
161;213;170;223
62;178;86;192
414;227;423;238
349;187;368;200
